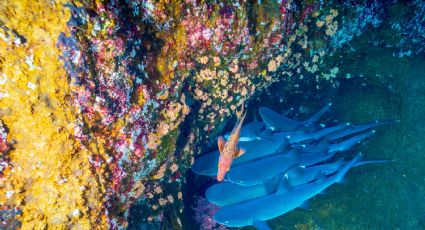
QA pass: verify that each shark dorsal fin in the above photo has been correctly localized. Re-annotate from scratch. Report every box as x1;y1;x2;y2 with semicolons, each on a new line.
285;165;305;187
277;176;291;194
285;144;303;159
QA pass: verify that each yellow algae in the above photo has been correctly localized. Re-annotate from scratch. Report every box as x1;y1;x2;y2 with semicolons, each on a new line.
0;1;107;229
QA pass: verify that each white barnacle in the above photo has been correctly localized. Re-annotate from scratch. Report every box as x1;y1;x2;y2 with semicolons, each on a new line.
72;209;80;217
27;82;36;90
25;54;36;70
0;90;9;98
0;73;7;85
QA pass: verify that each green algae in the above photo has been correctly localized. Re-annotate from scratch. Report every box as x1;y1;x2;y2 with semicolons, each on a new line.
156;128;179;162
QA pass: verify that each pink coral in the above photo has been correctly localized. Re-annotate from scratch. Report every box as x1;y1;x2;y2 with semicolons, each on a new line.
192;196;228;230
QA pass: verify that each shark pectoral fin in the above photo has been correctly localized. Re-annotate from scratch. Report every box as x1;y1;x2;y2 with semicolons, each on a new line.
218;136;225;153
299;201;310;210
234;148;246;158
253;221;272;230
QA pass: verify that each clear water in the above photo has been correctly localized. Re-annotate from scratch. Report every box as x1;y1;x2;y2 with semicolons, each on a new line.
185;7;425;230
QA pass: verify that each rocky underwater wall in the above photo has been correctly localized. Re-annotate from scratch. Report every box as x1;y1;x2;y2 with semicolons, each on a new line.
0;0;424;229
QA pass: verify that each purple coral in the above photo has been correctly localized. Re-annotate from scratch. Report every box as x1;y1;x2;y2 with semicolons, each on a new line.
192;196;228;230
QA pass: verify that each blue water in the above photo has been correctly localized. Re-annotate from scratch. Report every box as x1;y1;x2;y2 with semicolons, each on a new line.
185;17;425;230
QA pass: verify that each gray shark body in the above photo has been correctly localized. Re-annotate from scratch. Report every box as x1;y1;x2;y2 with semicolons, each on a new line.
213;155;361;228
206;158;388;206
226;129;374;186
192;128;372;177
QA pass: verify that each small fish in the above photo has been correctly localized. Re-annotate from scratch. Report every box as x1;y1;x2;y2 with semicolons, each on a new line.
217;103;247;181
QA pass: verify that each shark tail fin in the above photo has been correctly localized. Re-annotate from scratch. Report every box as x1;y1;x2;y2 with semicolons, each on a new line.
336;153;362;183
354;159;391;167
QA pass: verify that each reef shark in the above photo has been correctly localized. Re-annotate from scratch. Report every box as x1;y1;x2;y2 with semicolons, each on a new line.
213;154;362;229
191;127;373;177
217;103;247;181
206;157;388;206
226;130;374;186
